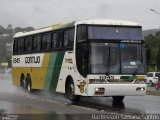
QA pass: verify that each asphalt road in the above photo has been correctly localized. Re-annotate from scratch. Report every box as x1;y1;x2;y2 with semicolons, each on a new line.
0;72;160;120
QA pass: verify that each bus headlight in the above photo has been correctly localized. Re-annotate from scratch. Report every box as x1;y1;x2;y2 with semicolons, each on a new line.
134;79;146;84
89;79;107;84
95;87;105;95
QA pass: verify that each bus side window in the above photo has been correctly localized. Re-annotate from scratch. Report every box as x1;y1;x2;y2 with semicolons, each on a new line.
17;38;24;53
33;35;41;51
13;38;18;53
52;33;57;49
25;36;32;51
64;31;69;48
57;31;63;49
17;39;20;52
41;34;47;50
68;29;74;48
41;33;51;50
64;29;74;49
77;25;87;42
46;33;51;50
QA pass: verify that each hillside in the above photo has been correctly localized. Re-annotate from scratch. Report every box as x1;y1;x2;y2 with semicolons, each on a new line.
143;28;160;37
0;24;34;62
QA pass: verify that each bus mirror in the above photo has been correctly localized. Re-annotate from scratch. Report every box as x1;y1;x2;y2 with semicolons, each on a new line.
145;46;151;63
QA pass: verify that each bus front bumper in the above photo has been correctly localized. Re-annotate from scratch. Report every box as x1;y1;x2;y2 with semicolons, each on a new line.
87;84;147;96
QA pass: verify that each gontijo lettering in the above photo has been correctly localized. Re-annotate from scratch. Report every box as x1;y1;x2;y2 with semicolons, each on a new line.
25;56;40;63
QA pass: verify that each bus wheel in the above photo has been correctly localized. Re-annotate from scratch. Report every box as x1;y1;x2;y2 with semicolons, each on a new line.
20;74;25;88
26;76;32;93
112;96;124;102
66;80;80;103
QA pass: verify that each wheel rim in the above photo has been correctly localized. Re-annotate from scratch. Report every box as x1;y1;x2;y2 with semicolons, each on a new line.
23;80;26;88
27;82;31;92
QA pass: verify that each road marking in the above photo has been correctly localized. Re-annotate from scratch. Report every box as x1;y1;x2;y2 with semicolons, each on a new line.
43;99;60;104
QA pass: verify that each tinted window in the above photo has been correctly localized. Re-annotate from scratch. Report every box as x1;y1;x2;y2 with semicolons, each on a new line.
52;33;57;48
13;39;18;53
64;29;74;48
41;33;51;50
76;43;89;77
147;73;153;77
63;29;74;47
77;25;87;42
57;31;63;48
46;33;51;50
64;31;69;47
41;34;47;50
25;36;32;51
68;29;74;47
33;35;41;51
17;38;24;52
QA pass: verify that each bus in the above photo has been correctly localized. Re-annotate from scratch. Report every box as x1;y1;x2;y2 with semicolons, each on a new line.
12;19;147;102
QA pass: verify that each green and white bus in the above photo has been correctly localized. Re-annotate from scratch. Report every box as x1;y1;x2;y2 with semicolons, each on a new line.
12;19;147;102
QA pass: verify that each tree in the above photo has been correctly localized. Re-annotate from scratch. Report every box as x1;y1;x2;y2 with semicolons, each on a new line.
0;24;36;63
156;46;160;71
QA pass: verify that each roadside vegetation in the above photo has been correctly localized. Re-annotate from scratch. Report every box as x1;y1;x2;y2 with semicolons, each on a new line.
145;30;160;71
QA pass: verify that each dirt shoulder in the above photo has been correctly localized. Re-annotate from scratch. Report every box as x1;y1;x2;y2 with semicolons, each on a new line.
147;86;160;96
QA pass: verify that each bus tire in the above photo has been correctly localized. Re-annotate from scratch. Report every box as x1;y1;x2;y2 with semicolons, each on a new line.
20;74;25;88
112;96;124;102
26;75;32;93
65;79;80;103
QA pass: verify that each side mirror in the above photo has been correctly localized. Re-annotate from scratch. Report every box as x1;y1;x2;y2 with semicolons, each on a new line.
145;46;151;63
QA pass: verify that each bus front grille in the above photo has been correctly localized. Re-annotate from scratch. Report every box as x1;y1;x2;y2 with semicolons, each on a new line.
107;79;134;83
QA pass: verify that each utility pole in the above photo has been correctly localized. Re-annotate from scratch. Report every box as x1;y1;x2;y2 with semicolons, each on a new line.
150;9;160;15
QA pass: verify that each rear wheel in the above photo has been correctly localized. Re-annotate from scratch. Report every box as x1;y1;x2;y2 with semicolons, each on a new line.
112;96;124;102
26;76;32;92
20;75;25;88
66;80;80;103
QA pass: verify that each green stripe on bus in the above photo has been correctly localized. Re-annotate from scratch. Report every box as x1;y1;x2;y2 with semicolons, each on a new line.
51;51;65;91
44;52;57;91
44;51;65;91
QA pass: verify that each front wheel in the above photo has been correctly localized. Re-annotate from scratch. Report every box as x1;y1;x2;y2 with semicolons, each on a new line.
66;80;80;103
112;96;124;102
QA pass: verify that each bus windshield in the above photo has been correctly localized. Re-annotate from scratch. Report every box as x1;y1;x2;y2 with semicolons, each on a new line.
89;43;145;74
76;25;145;76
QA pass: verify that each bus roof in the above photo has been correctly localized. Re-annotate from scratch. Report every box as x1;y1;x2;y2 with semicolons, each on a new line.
76;19;140;26
14;19;141;38
14;21;76;38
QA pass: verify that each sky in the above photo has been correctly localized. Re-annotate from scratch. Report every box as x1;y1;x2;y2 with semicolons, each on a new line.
0;0;160;30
